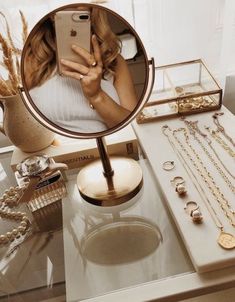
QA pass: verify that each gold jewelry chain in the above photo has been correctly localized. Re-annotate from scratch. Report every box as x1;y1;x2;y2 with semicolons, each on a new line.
183;119;235;179
205;126;235;158
162;125;235;250
213;113;235;148
182;119;235;192
172;128;235;227
162;125;223;230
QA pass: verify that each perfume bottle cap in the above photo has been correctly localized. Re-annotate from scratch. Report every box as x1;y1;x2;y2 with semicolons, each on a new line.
16;154;50;177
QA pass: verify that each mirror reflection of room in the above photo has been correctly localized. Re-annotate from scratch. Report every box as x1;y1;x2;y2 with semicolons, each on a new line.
23;5;146;134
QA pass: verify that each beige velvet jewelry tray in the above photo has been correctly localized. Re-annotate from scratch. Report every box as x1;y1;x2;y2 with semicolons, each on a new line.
133;106;235;273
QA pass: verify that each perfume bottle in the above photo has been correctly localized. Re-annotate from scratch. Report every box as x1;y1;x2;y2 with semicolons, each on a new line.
15;155;68;212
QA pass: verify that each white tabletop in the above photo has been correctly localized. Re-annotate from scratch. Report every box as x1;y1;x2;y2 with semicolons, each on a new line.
0;106;235;301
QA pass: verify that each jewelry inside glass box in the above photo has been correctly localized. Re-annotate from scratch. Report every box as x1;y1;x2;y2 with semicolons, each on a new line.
137;59;222;123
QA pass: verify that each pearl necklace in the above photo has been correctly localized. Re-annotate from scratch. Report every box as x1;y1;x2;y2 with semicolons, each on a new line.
0;185;30;245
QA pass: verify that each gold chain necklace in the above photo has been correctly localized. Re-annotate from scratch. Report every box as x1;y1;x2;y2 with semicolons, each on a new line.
213;113;235;147
162;125;235;249
205;126;235;158
183;119;235;179
182;119;235;192
172;128;235;227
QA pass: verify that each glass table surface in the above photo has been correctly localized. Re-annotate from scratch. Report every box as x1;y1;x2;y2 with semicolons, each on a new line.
0;148;194;302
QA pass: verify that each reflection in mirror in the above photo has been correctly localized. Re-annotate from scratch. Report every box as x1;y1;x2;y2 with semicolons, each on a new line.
22;4;148;135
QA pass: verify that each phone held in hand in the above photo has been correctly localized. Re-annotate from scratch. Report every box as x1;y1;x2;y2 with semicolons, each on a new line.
55;10;91;75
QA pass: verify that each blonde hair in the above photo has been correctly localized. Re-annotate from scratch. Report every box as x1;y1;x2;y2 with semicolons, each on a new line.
25;8;120;89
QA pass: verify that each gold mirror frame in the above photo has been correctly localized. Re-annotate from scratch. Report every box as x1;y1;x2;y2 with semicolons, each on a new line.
20;3;154;140
19;3;155;206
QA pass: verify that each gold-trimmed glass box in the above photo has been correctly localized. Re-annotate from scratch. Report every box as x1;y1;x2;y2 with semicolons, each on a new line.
137;59;222;123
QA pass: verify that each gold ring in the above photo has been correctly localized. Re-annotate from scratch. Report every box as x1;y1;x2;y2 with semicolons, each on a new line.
184;201;199;214
91;61;97;67
162;160;175;171
170;176;184;185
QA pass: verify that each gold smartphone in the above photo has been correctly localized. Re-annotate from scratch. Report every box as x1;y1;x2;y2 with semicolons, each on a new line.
54;10;91;75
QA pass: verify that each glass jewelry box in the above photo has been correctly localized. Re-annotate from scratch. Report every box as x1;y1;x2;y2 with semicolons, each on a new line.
137;59;222;123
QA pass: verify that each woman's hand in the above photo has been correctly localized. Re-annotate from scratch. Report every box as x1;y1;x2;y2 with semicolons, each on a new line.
61;36;137;128
61;35;103;100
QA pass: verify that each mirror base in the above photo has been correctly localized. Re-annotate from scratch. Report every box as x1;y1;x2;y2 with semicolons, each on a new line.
77;156;143;206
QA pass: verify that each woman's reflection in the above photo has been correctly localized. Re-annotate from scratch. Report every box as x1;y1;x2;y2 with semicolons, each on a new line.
24;7;137;133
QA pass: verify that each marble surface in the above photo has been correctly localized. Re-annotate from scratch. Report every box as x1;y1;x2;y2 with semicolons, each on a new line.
133;106;235;273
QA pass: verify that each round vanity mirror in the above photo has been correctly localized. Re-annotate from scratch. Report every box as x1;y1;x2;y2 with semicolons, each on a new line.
20;3;153;138
20;3;154;206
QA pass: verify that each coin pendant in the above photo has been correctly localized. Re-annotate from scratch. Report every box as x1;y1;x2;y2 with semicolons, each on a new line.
217;232;235;250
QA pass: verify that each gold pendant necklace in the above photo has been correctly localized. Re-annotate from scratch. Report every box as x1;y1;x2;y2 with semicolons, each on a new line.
217;232;235;249
162;125;235;250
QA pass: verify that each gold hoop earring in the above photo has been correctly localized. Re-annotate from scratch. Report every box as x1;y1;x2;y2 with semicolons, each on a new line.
171;176;187;196
184;201;203;224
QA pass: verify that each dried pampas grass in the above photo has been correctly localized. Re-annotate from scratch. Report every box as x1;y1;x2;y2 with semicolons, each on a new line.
19;10;28;45
0;76;12;96
0;12;21;55
0;10;28;97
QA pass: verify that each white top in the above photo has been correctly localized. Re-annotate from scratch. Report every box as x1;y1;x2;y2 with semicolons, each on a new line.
29;74;120;133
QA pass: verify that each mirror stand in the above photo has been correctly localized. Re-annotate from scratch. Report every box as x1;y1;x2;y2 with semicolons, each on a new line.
20;57;155;207
19;0;156;208
76;137;143;207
